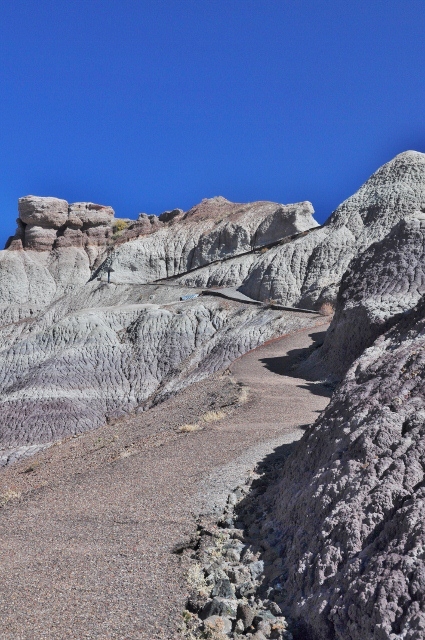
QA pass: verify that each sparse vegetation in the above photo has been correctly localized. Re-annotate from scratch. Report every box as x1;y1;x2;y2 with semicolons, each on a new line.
111;218;130;240
201;409;226;423
319;301;335;316
179;423;202;433
0;489;22;507
113;218;129;234
238;385;249;404
187;562;211;597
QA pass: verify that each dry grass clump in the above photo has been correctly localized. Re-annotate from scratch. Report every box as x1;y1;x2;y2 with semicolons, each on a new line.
238;385;249;404
187;562;211;597
202;617;229;640
201;410;226;423
179;423;202;433
112;219;129;234
0;489;22;507
319;301;335;316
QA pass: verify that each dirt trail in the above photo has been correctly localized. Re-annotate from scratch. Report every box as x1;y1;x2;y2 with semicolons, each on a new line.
0;320;329;640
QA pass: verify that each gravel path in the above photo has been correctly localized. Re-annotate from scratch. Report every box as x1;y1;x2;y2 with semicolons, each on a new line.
0;320;329;639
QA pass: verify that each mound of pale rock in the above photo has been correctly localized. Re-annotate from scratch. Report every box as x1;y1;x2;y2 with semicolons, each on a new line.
305;210;425;379
254;297;425;640
0;293;316;459
93;197;318;284
239;150;425;308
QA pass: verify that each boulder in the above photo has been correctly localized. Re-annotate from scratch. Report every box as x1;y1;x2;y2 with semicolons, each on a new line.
158;208;183;223
68;202;115;228
18;196;68;229
24;225;57;251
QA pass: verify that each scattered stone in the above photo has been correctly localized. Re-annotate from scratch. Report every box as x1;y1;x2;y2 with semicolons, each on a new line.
203;614;232;635
181;479;292;640
202;597;238;619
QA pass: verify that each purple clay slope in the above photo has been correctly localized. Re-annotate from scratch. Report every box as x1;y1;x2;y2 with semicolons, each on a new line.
257;296;425;640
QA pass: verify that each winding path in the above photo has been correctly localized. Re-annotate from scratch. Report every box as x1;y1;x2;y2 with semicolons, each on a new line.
0;320;330;639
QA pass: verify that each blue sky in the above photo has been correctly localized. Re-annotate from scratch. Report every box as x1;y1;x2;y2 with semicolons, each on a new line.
0;1;424;247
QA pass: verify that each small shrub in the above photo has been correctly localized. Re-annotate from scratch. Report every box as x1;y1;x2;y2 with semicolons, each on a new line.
113;219;129;234
187;563;211;597
0;489;22;507
238;385;249;404
201;410;226;423
319;302;335;316
179;423;202;433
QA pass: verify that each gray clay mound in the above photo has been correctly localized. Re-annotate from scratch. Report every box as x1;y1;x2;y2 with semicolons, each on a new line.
305;210;425;380
240;150;425;308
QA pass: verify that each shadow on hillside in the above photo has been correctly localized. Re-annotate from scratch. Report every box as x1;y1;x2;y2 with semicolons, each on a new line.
233;438;316;640
259;329;331;398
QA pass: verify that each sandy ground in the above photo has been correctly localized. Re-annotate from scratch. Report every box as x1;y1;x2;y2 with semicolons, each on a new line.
0;320;330;639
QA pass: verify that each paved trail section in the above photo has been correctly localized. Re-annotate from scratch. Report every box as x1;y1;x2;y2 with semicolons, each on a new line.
0;320;330;640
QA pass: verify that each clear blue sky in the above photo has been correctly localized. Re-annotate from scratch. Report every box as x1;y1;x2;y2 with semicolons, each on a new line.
0;1;424;247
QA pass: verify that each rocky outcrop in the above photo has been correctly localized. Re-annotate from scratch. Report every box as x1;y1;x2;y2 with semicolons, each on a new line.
7;196;115;256
305;211;425;379
93;198;318;284
0;290;317;452
240;151;425;308
18;196;68;228
253;296;425;640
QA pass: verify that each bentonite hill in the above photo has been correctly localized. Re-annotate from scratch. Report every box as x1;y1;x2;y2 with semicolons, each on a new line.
0;150;425;640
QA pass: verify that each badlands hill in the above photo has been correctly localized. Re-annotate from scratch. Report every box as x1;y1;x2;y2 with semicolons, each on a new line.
1;150;425;640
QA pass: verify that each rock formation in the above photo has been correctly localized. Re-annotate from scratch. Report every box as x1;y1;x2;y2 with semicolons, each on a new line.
0;194;321;460
238;150;425;308
255;296;425;640
305;210;425;379
93;197;318;284
105;151;425;310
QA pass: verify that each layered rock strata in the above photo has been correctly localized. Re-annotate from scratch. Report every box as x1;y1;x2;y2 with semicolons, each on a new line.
0;287;317;453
